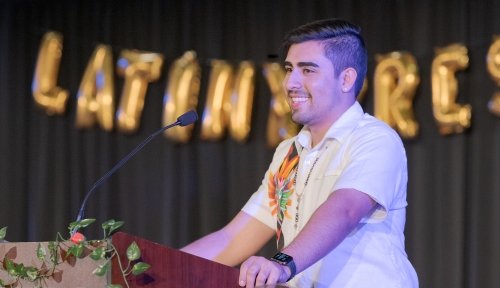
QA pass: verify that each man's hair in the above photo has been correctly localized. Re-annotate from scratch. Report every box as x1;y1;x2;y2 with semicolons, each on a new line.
282;19;367;97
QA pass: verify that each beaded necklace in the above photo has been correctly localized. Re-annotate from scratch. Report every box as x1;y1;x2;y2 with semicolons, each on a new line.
292;145;327;230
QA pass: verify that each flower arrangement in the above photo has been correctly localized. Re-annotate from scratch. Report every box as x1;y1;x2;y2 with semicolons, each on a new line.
0;219;150;288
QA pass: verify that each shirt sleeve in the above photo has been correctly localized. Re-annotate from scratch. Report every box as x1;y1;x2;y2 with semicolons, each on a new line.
241;178;276;230
332;123;408;223
241;138;297;229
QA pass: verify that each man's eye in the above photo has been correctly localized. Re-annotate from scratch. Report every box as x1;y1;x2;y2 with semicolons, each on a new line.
303;68;313;74
284;67;293;73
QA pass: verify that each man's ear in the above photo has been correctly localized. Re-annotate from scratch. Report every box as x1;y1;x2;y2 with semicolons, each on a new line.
341;68;357;93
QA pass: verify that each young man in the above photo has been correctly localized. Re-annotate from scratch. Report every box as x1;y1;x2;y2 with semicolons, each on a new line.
182;18;418;288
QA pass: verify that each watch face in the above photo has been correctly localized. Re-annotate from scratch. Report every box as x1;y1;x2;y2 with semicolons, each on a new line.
273;252;293;264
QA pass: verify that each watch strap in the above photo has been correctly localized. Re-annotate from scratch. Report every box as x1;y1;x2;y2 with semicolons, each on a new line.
270;252;296;282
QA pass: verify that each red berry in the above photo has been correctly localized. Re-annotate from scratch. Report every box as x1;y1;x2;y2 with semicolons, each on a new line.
70;232;86;244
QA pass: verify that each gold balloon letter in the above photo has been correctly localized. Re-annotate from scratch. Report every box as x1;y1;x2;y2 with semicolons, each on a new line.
32;32;68;115
263;62;299;147
374;52;420;139
200;60;255;142
431;44;471;135
229;61;255;142
163;51;200;142
116;50;164;133
487;36;500;116
201;60;234;140
75;45;115;131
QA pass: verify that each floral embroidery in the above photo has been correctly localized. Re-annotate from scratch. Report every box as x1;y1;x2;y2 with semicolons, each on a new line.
268;144;299;249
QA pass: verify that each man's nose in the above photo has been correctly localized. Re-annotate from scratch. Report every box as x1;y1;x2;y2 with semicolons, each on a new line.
283;70;302;90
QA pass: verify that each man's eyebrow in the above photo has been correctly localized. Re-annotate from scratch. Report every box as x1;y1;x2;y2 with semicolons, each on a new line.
297;62;320;68
283;61;320;68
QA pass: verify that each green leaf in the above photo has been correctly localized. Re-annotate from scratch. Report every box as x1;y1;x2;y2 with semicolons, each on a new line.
106;284;123;288
48;241;57;251
126;241;140;261
108;221;124;235
6;261;39;282
101;219;124;236
48;241;59;264
0;226;7;240
131;262;150;275
68;218;96;232
68;221;78;231
4;258;18;276
78;218;96;227
36;242;46;261
101;219;118;229
67;243;84;258
25;266;39;281
89;247;105;260
92;262;109;277
101;219;115;229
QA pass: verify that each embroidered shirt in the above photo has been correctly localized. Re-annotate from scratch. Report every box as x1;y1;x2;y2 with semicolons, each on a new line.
242;101;418;288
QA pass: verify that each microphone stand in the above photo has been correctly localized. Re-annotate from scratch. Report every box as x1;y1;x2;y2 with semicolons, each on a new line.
72;110;198;234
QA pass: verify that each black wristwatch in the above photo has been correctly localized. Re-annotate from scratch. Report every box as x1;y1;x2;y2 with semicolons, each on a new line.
270;252;296;282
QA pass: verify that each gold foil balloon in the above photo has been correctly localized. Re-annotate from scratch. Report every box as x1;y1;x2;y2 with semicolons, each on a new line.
431;44;471;135
263;62;299;148
163;51;200;142
487;36;500;116
201;60;255;142
374;52;420;139
116;50;164;133
32;32;68;115
201;60;234;140
75;45;114;131
229;61;255;142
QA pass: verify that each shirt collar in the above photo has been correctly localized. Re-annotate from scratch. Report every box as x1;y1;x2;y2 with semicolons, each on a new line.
296;101;364;150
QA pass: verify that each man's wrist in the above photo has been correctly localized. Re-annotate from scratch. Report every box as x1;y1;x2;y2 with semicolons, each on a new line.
270;252;297;282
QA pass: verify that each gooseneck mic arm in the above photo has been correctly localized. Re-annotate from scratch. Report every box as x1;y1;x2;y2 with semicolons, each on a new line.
73;110;198;228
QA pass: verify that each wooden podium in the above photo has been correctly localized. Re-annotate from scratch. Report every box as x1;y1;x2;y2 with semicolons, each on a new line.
111;232;240;287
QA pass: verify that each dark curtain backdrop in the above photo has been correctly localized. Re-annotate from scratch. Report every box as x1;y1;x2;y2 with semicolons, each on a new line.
1;0;499;287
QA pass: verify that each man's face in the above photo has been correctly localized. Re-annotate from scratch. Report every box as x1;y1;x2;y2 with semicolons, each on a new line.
283;40;348;130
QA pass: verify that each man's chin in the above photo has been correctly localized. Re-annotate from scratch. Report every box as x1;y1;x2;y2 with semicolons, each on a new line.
291;113;306;125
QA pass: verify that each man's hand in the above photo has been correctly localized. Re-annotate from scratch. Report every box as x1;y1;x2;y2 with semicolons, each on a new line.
238;256;291;287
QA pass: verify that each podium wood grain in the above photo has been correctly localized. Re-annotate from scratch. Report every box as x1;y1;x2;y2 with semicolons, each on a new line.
111;232;240;287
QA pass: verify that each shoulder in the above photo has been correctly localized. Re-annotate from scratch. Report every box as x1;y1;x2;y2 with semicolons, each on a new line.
356;114;403;145
346;114;406;160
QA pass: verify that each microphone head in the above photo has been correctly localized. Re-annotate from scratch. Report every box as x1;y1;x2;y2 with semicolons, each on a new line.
177;110;198;126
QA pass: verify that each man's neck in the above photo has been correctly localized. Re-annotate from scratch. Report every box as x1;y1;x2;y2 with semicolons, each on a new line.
309;124;332;148
308;101;356;147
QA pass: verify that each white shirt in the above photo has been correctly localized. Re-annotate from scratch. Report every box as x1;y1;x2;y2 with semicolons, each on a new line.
242;102;419;288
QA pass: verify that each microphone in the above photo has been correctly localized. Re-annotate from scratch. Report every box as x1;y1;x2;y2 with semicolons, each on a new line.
177;110;198;126
72;110;198;230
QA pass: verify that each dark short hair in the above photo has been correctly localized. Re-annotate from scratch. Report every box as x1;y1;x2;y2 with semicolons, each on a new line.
282;19;367;97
